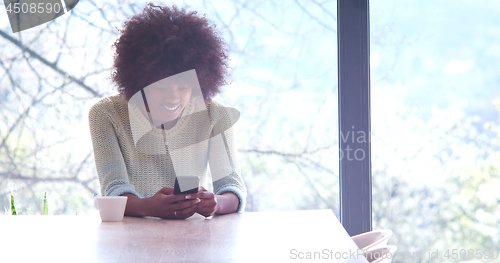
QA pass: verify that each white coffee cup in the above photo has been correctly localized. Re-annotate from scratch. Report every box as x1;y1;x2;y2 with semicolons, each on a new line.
95;196;128;222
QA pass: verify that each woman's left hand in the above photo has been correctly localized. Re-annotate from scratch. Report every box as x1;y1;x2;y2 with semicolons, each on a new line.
195;187;219;217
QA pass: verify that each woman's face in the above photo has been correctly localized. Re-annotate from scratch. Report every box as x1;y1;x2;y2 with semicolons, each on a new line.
145;81;193;127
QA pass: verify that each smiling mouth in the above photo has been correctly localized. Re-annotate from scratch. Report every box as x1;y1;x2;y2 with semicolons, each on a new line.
163;104;181;111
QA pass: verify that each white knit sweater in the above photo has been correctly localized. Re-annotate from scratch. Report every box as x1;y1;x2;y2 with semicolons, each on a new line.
89;94;247;212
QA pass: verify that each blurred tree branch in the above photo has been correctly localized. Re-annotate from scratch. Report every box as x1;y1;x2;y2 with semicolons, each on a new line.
0;29;101;98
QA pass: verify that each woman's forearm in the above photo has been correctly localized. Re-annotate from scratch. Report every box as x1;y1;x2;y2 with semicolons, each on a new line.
121;193;149;217
215;192;239;215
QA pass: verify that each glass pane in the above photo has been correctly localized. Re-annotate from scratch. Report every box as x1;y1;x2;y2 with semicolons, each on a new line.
371;1;500;262
0;1;339;216
206;1;339;213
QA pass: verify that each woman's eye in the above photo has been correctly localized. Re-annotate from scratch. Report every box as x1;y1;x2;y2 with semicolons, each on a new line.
178;86;190;91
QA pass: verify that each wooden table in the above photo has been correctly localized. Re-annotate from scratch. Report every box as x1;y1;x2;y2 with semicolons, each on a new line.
0;209;368;262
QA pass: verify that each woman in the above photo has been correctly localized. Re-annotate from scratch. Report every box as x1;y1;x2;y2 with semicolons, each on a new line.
89;4;246;219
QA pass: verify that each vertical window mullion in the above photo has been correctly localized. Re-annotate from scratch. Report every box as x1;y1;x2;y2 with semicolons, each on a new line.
337;0;372;236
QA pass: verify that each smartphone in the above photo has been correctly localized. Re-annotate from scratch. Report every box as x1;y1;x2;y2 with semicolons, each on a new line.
173;176;200;195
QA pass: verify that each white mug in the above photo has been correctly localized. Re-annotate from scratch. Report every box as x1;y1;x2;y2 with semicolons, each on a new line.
95;196;128;222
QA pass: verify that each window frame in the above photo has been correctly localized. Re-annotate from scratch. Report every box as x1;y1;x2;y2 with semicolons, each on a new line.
337;0;372;236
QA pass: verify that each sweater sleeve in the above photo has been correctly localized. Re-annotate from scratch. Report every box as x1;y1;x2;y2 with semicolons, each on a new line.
207;101;247;212
89;99;142;198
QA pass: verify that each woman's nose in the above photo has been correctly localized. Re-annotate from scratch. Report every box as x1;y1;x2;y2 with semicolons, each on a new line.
164;88;180;103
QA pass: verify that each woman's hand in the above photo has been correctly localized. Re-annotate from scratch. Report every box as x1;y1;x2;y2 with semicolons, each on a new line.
123;186;239;219
146;187;201;219
194;187;219;217
123;187;204;219
195;188;240;217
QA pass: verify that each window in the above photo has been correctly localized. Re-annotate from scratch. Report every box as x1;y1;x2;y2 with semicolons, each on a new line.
0;0;341;216
371;1;500;262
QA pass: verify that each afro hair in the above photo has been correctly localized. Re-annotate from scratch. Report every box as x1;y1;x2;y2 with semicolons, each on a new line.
111;3;230;101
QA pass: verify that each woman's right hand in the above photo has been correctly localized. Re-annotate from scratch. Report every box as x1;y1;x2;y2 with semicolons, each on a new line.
145;187;203;219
